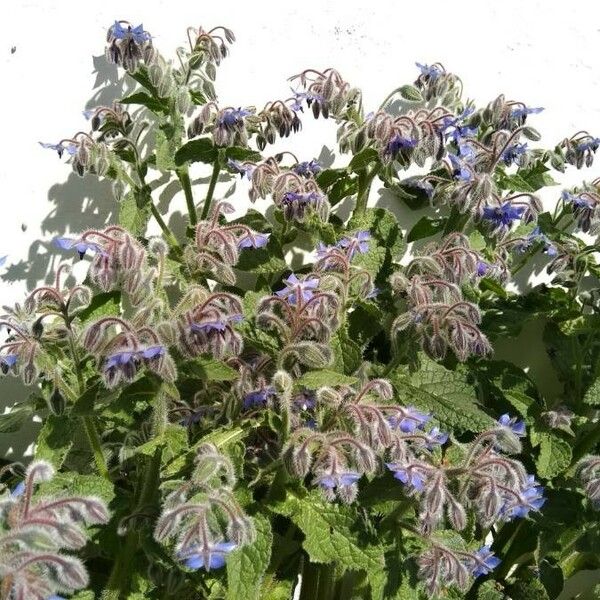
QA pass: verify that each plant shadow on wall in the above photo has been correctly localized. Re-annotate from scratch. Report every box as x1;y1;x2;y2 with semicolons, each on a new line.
3;20;600;600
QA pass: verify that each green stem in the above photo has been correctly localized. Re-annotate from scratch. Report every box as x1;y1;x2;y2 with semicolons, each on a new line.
201;161;221;220
103;448;162;599
82;416;111;481
67;333;111;482
177;166;197;227
352;164;381;220
149;202;179;248
136;167;180;249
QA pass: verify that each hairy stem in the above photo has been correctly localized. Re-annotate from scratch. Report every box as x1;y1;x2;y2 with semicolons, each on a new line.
177;166;197;227
201;160;221;220
353;164;381;219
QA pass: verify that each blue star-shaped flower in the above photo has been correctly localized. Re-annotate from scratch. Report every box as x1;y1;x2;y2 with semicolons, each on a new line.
471;546;501;577
180;542;237;571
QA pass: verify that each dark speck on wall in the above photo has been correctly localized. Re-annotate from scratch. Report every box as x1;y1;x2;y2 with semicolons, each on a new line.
10;46;16;54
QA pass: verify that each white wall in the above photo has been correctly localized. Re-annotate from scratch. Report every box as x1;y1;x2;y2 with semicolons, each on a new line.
0;0;599;458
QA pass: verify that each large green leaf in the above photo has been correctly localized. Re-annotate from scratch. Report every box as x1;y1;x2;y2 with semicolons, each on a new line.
180;356;239;381
226;513;272;600
35;415;76;468
120;91;169;115
272;491;385;599
536;432;572;480
391;356;494;432
296;370;358;389
118;190;151;236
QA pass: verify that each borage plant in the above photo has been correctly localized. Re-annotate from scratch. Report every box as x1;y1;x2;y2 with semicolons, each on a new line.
2;19;600;600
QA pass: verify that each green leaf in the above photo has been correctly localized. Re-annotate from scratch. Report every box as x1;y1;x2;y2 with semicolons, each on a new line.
35;415;75;468
226;513;272;600
76;291;121;322
316;168;347;189
332;328;363;375
584;377;600;406
398;84;423;102
391;356;494;432
119;190;151;236
180;356;239;381
272;491;385;599
225;146;262;162
349;148;379;172
136;424;187;464
175;138;217;165
536;432;572;479
296;370;358;389
128;67;161;97
164;425;253;476
40;472;115;505
407;216;445;242
469;230;487;251
477;580;506;600
236;238;286;274
120;91;168;114
155;127;179;172
0;406;31;433
71;381;101;416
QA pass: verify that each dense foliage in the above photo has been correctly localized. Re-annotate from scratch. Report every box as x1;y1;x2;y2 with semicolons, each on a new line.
1;19;600;600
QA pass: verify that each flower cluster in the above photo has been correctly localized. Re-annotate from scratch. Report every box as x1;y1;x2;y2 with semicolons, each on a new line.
576;456;600;508
82;316;176;388
154;444;255;571
57;226;161;306
188;103;255;147
288;68;361;120
256;273;339;371
413;62;462;103
185;201;269;284
0;461;109;600
105;20;155;71
40;132;111;177
166;288;244;359
392;234;492;361
243;157;330;222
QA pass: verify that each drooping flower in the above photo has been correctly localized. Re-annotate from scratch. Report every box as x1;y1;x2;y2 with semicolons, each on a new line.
191;314;243;334
503;475;546;519
515;227;558;257
10;481;26;497
275;273;320;305
238;232;270;249
416;62;442;81
0;354;18;373
217;107;252;129
481;202;525;231
497;413;526;437
388;407;431;433
293;160;322;177
501;142;528;166
561;190;595;210
54;237;104;259
39;141;78;158
243;386;276;410
384;134;417;158
423;427;449;449
110;21;151;43
448;154;473;182
179;542;237;571
386;464;426;491
510;105;544;120
227;158;255;180
315;471;361;492
337;231;370;259
470;546;501;577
